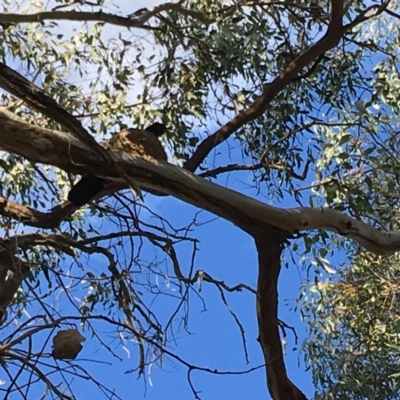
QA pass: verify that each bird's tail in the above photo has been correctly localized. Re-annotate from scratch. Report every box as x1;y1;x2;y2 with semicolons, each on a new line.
67;175;106;207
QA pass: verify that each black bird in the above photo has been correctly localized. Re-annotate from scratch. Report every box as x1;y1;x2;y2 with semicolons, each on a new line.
67;175;106;207
67;123;166;207
144;122;167;137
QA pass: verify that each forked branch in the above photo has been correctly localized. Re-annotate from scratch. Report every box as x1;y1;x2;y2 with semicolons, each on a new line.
183;0;345;172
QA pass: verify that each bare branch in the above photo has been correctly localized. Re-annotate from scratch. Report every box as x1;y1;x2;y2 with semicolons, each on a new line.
199;163;264;178
0;1;327;30
344;0;390;30
0;10;155;30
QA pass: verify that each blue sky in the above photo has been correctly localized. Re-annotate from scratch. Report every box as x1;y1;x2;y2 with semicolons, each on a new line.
0;1;350;399
1;166;315;399
130;176;314;400
4;0;399;397
53;170;315;400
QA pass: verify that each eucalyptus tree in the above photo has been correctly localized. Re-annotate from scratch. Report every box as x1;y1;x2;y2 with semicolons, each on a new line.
0;1;399;399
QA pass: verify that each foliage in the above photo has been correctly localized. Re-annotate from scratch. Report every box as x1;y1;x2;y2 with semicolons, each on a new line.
301;253;400;399
1;0;400;399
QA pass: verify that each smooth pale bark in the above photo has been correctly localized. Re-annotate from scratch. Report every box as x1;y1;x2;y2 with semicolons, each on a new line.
0;107;397;255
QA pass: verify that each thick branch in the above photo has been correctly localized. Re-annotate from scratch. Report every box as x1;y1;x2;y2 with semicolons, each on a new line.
0;108;399;254
0;62;103;153
0;196;75;229
0;181;125;229
184;1;389;173
0;62;143;198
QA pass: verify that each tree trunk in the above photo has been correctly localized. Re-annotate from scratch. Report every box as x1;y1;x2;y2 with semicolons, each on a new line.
254;229;308;400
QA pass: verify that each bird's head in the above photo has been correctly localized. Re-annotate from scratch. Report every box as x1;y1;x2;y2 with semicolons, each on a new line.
145;122;167;137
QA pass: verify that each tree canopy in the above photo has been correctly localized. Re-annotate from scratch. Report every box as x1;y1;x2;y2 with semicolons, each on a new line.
1;1;400;399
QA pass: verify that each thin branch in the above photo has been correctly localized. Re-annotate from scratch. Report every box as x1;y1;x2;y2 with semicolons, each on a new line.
4;352;72;399
344;0;390;31
0;10;155;30
385;8;400;20
199;163;264;178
